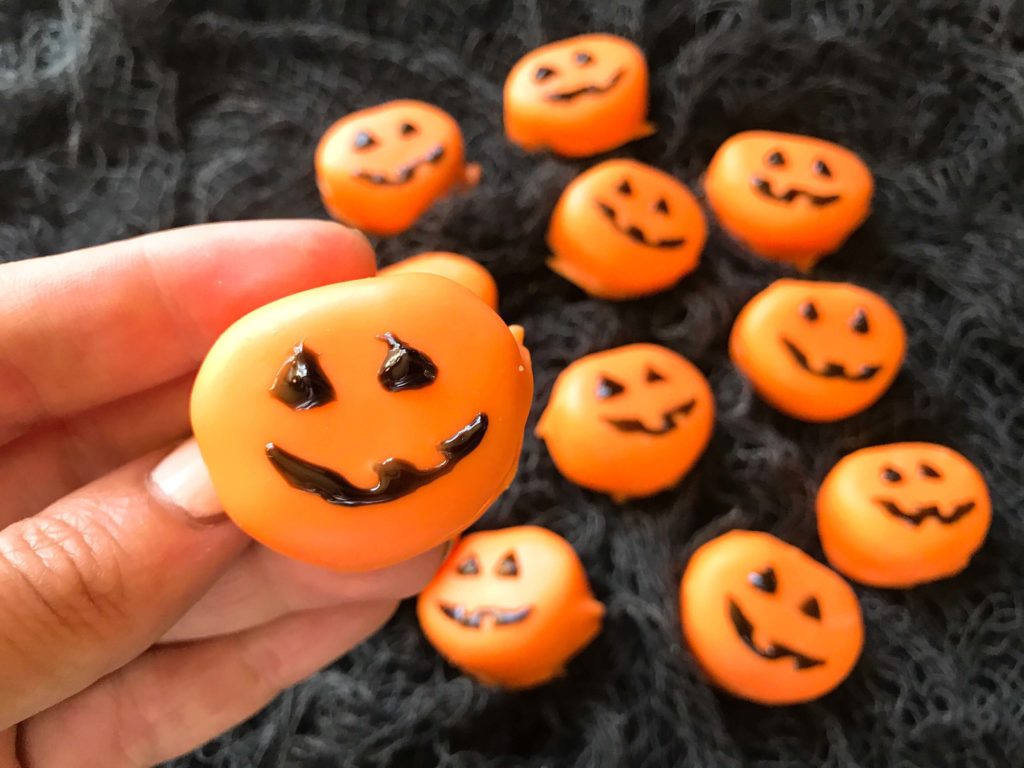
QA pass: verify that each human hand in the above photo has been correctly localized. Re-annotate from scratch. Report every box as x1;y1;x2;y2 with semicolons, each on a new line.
0;221;447;767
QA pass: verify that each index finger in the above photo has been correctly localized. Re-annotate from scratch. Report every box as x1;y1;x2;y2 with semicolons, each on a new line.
0;220;375;443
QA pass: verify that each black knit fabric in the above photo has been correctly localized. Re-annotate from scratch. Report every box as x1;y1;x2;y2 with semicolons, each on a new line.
2;1;1023;766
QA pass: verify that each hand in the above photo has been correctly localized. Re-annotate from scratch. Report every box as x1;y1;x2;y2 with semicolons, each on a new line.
0;221;447;767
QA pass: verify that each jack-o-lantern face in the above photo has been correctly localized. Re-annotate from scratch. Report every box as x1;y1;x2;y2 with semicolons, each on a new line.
504;34;654;157
536;344;714;499
547;160;708;299
680;530;864;705
704;131;874;270
817;443;991;588
191;274;533;572
378;251;499;310
730;279;906;422
417;526;605;689
315;100;481;236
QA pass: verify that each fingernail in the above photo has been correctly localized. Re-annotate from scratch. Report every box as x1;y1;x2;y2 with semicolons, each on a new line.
150;439;224;521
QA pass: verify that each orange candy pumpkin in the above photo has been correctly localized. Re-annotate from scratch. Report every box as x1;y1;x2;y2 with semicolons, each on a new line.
191;274;532;572
547;160;707;299
315;100;481;236
504;34;654;157
537;344;714;499
418;526;605;689
378;251;498;310
730;279;906;422
817;443;991;588
705;131;874;270
680;530;864;705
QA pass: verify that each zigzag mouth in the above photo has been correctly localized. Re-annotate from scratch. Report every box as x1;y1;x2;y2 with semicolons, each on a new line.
439;603;533;628
354;144;446;186
596;201;687;249
751;176;840;207
728;599;824;670
546;69;624;101
781;337;881;382
874;498;976;526
603;398;696;435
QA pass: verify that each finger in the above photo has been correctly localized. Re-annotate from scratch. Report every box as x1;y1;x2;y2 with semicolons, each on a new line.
0;219;375;444
0;374;193;526
0;443;246;729
162;540;446;642
16;600;398;768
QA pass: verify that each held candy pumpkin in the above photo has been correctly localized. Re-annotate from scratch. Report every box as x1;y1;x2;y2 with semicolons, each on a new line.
730;279;906;422
680;530;864;705
704;131;874;270
536;343;714;499
417;526;605;689
547;160;707;299
190;273;533;572
504;34;654;157
315;100;481;236
817;443;992;588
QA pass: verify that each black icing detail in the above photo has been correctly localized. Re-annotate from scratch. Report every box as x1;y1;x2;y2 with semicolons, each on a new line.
801;596;822;620
750;176;840;206
496;552;519;577
596;376;626;399
377;332;438;391
728;599;825;670
749;566;778;594
781;337;881;381
354;144;445;186
595;201;687;249
604;398;696;435
457;556;480;576
270;344;336;410
874;498;976;526
439;603;532;628
265;412;487;506
545;69;624;101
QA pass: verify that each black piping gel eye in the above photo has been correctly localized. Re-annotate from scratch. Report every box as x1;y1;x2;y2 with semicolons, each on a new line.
377;333;438;391
800;596;822;620
457;556;480;575
575;51;593;65
535;66;556;81
496;552;519;577
646;367;666;383
596;376;626;399
270;343;336;410
748;566;777;593
766;150;785;167
400;121;418;136
354;131;376;150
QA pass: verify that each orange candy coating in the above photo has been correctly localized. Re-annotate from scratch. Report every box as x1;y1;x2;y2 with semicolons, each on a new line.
817;443;991;588
547;160;708;299
315;100;481;236
537;344;714;500
705;131;874;270
730;279;906;422
417;525;605;689
378;251;499;310
680;530;864;705
190;273;533;572
504;34;654;157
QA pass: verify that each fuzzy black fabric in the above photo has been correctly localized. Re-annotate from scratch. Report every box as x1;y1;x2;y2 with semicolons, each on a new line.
3;1;1024;765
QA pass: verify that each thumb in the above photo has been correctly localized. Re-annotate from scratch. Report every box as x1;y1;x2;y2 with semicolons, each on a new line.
0;440;245;729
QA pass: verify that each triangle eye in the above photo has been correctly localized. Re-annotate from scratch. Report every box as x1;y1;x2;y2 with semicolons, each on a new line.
655;198;670;215
850;308;869;334
456;556;480;576
596;376;626;399
496;553;519;577
800;596;822;620
749;566;777;593
400;121;418;136
617;179;633;196
377;333;438;391
646;368;666;383
766;150;785;166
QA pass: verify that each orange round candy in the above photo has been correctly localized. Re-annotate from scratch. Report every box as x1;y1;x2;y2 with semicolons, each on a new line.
536;344;714;500
417;525;604;689
504;34;654;157
818;443;991;588
315;100;481;236
730;279;906;422
547;159;707;299
680;530;864;705
190;274;532;572
378;251;498;310
705;131;874;270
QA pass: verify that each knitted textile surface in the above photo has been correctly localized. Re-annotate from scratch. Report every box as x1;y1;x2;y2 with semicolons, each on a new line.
2;1;1023;766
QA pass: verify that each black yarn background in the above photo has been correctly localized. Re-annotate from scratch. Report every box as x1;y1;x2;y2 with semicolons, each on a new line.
2;0;1024;765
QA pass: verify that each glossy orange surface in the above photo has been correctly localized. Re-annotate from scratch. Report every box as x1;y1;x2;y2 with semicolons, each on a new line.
418;526;604;688
504;34;653;157
191;274;532;572
680;530;864;705
378;251;498;310
818;443;991;587
547;160;707;299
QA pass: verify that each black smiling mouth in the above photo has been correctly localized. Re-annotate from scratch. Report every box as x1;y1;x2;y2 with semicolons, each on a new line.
875;498;976;526
354;144;446;186
604;399;696;435
439;603;533;628
751;177;841;207
546;68;624;102
781;337;881;382
596;201;687;249
728;599;824;670
265;412;487;506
